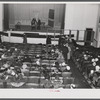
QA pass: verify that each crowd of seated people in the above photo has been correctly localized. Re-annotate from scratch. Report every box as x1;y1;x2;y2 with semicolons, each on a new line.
71;39;100;88
0;36;75;88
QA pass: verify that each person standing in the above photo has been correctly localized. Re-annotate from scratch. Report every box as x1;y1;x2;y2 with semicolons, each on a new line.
67;44;71;61
23;33;27;44
46;36;51;45
37;19;41;30
31;18;37;30
61;43;69;63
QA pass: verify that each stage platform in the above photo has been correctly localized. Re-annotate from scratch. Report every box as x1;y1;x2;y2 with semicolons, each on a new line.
10;24;62;33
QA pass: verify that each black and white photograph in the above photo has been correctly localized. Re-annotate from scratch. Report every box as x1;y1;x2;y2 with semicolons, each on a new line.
0;2;100;98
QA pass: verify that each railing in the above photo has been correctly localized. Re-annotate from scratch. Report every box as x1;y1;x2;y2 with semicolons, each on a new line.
47;29;94;43
0;29;94;44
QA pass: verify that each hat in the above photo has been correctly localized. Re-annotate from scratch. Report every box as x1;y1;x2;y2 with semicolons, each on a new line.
92;59;95;62
62;62;66;66
66;66;70;71
90;70;94;74
93;62;96;66
95;65;100;71
95;58;99;62
36;60;40;65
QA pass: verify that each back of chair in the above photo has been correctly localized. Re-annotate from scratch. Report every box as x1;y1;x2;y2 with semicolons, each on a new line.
10;32;24;43
25;33;39;38
11;33;23;37
1;32;9;42
28;77;39;84
29;71;40;76
63;77;74;85
62;72;72;78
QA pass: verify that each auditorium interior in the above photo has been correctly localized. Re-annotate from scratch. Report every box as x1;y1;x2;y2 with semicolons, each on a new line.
0;3;100;89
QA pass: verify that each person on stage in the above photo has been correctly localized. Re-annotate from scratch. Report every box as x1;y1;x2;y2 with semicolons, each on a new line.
37;19;41;30
31;18;37;30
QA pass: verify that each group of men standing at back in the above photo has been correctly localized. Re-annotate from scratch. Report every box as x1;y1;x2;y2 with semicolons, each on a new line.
58;35;71;63
46;35;71;63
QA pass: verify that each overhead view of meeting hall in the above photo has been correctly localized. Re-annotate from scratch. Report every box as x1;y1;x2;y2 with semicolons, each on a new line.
0;3;100;89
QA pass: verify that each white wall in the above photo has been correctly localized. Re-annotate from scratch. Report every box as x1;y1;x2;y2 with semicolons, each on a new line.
0;4;3;31
94;5;100;47
64;4;99;32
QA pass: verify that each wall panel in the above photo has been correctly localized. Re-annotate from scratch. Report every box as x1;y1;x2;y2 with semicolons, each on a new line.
65;4;99;31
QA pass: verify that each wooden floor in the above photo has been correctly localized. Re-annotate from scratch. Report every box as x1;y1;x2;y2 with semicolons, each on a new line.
68;59;91;88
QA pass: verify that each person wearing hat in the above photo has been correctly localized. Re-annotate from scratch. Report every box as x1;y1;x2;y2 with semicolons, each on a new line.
58;35;66;47
23;33;27;44
61;43;69;63
43;77;53;88
46;36;51;45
